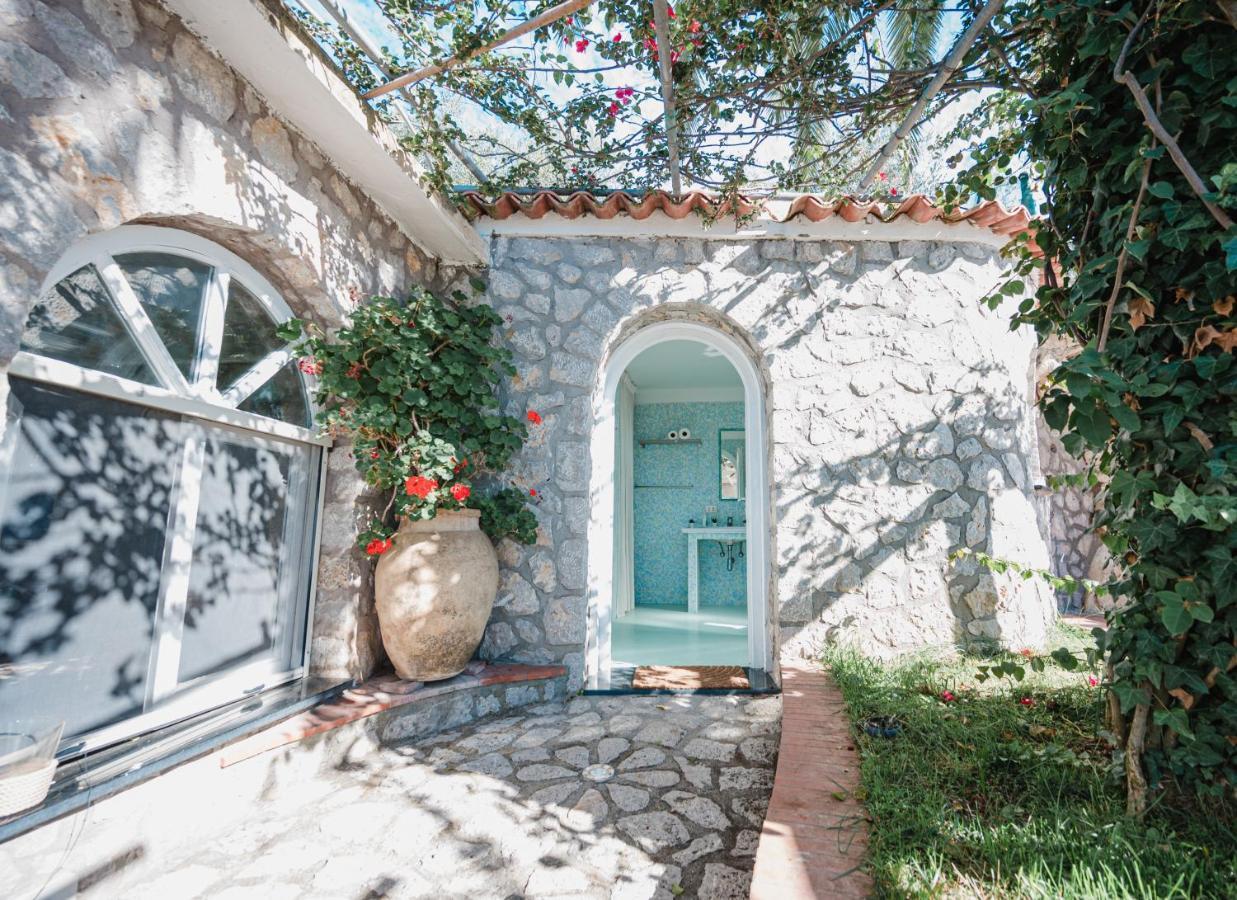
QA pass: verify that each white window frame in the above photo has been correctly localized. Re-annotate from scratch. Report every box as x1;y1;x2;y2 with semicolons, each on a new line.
10;225;330;758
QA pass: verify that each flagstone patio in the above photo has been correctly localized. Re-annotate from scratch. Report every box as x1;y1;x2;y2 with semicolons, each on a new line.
101;693;781;899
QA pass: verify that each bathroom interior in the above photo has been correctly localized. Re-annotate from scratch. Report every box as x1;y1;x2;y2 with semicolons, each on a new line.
611;339;750;668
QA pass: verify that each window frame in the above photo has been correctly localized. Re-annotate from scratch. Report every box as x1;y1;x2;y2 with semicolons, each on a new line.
9;225;330;760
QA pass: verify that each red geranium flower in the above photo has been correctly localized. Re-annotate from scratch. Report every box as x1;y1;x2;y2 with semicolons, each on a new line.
527;410;543;425
877;171;888;181
453;457;469;474
1019;648;1034;659
890;187;899;196
607;102;619;117
370;450;380;460
1019;696;1035;707
529;488;538;497
405;475;438;499
1087;675;1099;687
613;32;622;42
297;357;324;376
365;538;393;556
667;4;675;18
346;362;362;379
689;19;702;33
940;690;956;702
450;484;471;502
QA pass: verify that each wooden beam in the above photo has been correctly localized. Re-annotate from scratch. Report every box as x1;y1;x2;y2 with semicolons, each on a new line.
316;0;488;183
857;0;1005;191
362;0;593;100
652;0;683;196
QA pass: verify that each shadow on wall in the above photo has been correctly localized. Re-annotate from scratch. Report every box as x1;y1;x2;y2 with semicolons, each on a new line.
486;235;1056;680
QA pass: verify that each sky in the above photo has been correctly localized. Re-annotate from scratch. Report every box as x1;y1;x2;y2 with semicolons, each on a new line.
291;1;1023;203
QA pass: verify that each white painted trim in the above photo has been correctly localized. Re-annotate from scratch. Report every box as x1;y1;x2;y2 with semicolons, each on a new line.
222;347;295;406
9;353;328;447
475;210;1010;247
95;254;194;396
586;322;772;687
160;0;485;265
634;386;744;404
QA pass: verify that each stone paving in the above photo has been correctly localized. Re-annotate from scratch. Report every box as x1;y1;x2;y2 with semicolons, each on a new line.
105;692;781;899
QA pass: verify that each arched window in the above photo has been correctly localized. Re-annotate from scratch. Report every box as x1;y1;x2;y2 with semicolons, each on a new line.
1;226;325;754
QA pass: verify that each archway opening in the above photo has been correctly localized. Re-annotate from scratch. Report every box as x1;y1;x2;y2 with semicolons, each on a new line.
586;322;771;690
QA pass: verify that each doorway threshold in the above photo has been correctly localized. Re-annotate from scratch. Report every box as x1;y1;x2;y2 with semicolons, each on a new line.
584;666;779;696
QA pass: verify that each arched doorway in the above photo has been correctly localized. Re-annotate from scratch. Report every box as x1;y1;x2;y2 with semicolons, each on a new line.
585;321;771;689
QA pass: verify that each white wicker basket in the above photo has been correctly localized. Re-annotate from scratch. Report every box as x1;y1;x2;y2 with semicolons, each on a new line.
0;757;57;818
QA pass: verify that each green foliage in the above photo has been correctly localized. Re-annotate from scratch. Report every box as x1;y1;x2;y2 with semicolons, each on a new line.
948;1;1237;802
279;282;538;549
826;635;1236;898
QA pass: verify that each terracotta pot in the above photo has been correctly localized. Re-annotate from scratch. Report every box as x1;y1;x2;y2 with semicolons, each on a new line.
373;508;499;682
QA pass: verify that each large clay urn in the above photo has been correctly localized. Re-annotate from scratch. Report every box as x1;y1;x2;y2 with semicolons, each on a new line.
374;508;499;681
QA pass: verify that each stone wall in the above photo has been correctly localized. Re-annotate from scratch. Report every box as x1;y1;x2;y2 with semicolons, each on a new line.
481;234;1058;686
0;0;464;681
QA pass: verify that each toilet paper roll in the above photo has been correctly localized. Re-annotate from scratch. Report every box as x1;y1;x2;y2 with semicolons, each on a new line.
678;428;691;440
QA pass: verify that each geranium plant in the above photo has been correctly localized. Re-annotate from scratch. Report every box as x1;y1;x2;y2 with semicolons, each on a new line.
277;280;538;555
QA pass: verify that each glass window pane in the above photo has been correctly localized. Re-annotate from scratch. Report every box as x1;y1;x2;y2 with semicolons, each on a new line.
0;378;182;740
177;430;305;684
115;252;211;381
217;282;283;392
19;264;157;384
238;362;310;428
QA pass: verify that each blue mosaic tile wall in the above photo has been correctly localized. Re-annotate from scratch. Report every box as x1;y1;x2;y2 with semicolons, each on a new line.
632;401;747;607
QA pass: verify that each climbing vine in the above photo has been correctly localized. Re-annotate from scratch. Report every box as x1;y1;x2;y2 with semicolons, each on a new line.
949;0;1236;812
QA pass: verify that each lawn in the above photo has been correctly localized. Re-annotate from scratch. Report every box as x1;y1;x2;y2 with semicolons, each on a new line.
825;624;1236;899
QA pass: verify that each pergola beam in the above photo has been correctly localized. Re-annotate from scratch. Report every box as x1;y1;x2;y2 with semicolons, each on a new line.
857;0;1006;191
362;0;593;100
652;0;683;197
316;0;488;184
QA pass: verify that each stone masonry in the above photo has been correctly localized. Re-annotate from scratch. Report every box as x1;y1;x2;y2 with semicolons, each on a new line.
0;0;470;681
481;233;1058;685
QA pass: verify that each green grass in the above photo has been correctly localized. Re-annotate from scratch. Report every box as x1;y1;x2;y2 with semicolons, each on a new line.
825;625;1235;899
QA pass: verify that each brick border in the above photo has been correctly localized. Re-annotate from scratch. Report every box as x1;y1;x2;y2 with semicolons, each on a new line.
750;660;873;899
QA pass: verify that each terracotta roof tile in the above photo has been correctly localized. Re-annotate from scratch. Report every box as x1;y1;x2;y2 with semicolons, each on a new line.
462;190;1037;247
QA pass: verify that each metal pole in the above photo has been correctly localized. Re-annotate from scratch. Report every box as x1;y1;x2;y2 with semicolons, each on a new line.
857;0;1006;191
652;0;682;196
363;0;593;99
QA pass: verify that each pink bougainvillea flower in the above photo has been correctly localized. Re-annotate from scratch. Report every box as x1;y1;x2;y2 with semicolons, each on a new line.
643;35;657;53
365;538;393;556
607;102;619;117
940;690;956;702
613;32;622;42
527;410;543;425
450;483;471;502
575;38;589;53
404;475;438;499
297;357;323;375
1087;675;1099;687
1019;696;1035;707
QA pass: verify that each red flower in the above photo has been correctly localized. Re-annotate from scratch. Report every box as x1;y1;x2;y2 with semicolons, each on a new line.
1019;648;1034;659
689;19;702;33
346;362;362;379
453;457;469;474
940;690;956;702
1019;696;1035;707
608;102;619;117
565;16;573;24
404;475;438;499
365;538;393;556
571;165;579;174
667;4;675;18
1087;675;1099;687
450;483;471;502
877;171;888;182
670;48;681;64
369;450;380;460
297;357;323;376
613;32;622;42
529;488;538;497
890;188;899;196
527;410;543;425
575;38;589;52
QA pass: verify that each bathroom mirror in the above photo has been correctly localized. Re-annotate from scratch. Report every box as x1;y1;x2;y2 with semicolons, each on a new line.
719;429;745;500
